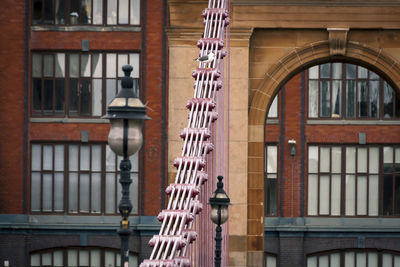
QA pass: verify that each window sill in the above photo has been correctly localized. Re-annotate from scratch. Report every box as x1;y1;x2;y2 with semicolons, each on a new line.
307;119;400;125
30;117;109;124
31;25;141;32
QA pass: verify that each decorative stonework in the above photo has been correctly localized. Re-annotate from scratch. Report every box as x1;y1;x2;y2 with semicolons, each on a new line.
328;28;349;56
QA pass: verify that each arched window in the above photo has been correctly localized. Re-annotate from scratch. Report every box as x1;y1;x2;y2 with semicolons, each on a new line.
308;63;400;120
307;249;400;267
30;247;138;267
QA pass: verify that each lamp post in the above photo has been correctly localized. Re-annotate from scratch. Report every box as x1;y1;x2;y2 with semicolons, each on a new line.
103;65;150;267
209;176;230;267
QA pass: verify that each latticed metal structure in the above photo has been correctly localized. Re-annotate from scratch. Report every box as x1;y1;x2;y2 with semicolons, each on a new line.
140;0;230;266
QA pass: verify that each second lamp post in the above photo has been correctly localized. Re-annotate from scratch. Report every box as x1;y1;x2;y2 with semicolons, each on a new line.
104;65;150;267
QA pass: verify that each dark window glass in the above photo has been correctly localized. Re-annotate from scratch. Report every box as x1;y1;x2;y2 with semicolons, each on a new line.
32;79;42;112
264;145;278;216
69;78;79;115
55;78;64;112
396;96;400;118
383;173;393;216
346;80;356;118
358;81;368;117
43;79;53;112
44;0;54;24
32;0;43;24
384;83;393;118
55;0;66;24
395;176;400;215
265;178;277;216
320;81;330;117
80;79;91;115
69;0;80;24
369;80;379;118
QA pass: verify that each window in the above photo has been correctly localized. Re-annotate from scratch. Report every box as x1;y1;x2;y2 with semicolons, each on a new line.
31;143;139;214
307;250;400;267
32;0;140;26
264;145;278;216
307;145;400;217
267;94;278;119
264;254;277;267
30;247;138;266
308;63;400;120
32;52;139;117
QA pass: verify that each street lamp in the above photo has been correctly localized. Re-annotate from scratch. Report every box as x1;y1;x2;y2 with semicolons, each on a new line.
209;176;230;267
103;65;150;267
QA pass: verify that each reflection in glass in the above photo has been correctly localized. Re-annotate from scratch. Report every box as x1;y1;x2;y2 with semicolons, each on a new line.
308;80;318;118
70;54;79;78
92;54;102;77
81;54;91;77
44;55;53;77
346;80;356;117
332;80;341;117
107;0;117;24
119;0;129;24
55;53;65;77
131;0;140;24
320;81;330;117
369;80;379;118
384;82;393;118
358;81;368;117
93;0;103;24
80;80;91;115
81;0;91;24
320;63;330;78
346;64;356;79
55;0;66;24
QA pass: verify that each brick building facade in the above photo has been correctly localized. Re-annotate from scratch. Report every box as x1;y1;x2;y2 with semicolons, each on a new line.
0;0;166;265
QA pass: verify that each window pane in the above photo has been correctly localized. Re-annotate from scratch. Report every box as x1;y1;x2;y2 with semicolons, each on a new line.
92;79;102;116
91;145;102;171
345;252;355;267
320;147;330;172
81;54;91;77
309;66;319;79
69;173;78;212
69;0;80;24
54;173;64;211
32;54;42;78
31;253;41;266
31;172;41;211
70;54;79;78
93;0;103;24
32;78;42;113
79;250;89;266
80;145;90;170
267;95;278;118
42;252;52;266
107;79;117;105
92;173;101;213
384;147;394;164
107;0;117;24
346;147;356;173
105;251;115;267
54;250;63;266
130;53;140;78
32;145;42;171
106;145;116;171
368;252;378;267
369;175;379;216
130;0;140;24
55;53;65;77
330;253;340;267
395;175;400;216
91;249;101;267
54;145;64;171
308;146;318;173
357;176;367;215
44;79;54;112
320;63;330;78
356;252;366;267
332;63;342;79
80;174;90;212
69;145;78;171
383;254;392;267
106;54;117;77
308;80;319;118
332;80;341;117
267;146;277;173
346;80;356;117
43;173;53;211
55;78;65;112
68;249;78;267
118;54;129;77
119;0;129;24
370;80;379;117
44;0;54;23
92;54;102;77
307;256;317;267
358;81;368;117
358;66;368;78
383;82;393;118
44;55;54;77
131;173;139;214
369;147;379;174
331;147;341;173
319;175;330;215
308;175;318;215
81;0;91;24
130;152;139;172
394;256;400;267
80;79;91;115
331;175;341;216
345;175;355;216
383;173;393;215
43;145;53;170
346;64;356;79
357;148;367;173
69;78;79;115
55;0;66;24
320;81;330;117
106;173;116;213
32;0;43;24
319;255;328;267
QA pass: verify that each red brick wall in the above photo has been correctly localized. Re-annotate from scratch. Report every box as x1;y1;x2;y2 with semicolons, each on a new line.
0;0;26;213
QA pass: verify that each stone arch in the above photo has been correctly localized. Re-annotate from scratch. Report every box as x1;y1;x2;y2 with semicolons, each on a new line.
246;40;400;262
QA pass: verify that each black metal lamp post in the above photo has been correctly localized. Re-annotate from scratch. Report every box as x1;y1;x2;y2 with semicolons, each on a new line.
103;65;150;267
209;176;230;267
